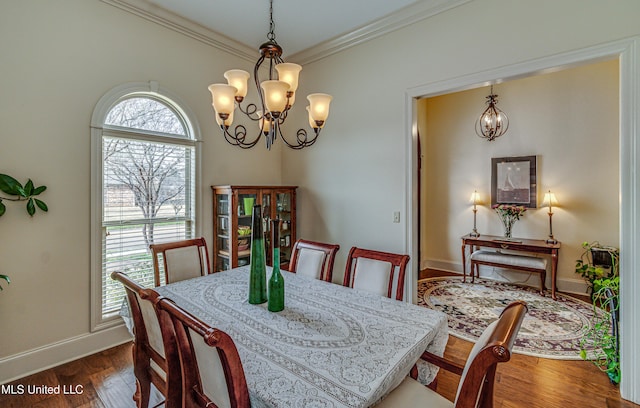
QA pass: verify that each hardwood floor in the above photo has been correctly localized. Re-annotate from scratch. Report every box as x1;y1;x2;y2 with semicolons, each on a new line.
421;268;637;408
436;336;636;408
0;343;161;408
0;271;636;407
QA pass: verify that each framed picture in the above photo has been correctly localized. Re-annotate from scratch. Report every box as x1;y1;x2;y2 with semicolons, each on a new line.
491;155;537;208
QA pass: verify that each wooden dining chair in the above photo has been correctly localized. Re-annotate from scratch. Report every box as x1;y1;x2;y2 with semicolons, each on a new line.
111;271;181;408
377;301;528;408
157;297;251;408
286;239;340;282
150;237;211;287
342;246;410;300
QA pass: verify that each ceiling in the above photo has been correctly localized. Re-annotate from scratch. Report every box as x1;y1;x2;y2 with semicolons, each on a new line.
105;0;468;63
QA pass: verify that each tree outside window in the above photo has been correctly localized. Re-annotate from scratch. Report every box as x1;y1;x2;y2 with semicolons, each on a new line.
99;96;196;318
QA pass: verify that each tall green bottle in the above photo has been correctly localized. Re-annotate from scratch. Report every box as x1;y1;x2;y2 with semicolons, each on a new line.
268;219;285;312
248;204;267;304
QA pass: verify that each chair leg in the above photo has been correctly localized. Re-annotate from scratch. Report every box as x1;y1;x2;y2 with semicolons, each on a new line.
132;345;152;408
134;378;151;408
471;262;477;283
540;270;546;296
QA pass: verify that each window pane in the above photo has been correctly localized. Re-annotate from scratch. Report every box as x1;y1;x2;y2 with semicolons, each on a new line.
103;137;191;222
105;97;186;136
101;135;195;317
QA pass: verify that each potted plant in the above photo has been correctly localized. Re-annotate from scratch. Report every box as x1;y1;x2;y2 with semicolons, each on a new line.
0;274;9;291
575;241;619;295
0;173;48;217
579;275;620;384
0;173;48;293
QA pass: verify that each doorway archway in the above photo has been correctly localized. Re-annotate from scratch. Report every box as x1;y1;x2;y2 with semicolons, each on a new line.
404;37;640;402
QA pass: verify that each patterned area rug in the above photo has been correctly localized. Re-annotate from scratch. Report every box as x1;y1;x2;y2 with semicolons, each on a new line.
417;276;605;360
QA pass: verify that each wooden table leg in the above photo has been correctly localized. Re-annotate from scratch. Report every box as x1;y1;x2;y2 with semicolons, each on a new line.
461;242;467;283
551;249;558;300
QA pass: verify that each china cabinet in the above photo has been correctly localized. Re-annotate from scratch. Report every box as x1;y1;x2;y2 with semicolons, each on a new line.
212;185;297;271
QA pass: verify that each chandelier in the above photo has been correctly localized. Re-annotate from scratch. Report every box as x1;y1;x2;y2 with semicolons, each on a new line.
474;85;509;141
208;0;332;150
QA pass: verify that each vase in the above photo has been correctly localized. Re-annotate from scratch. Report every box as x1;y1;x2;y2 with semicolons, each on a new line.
243;197;255;216
268;219;285;312
248;204;267;304
500;215;516;239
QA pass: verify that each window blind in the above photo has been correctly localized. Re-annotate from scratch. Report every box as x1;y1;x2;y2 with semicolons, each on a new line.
101;135;195;318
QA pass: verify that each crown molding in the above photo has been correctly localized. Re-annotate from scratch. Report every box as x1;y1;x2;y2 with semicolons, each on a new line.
101;0;470;66
289;0;472;64
100;0;256;62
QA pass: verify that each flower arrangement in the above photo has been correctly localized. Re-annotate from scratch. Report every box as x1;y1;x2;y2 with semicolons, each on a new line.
492;204;526;238
492;204;527;219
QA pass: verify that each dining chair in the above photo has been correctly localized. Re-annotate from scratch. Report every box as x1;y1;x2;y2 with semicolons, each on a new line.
286;239;340;282
111;271;181;408
157;297;251;408
342;246;410;300
377;301;528;408
150;237;211;287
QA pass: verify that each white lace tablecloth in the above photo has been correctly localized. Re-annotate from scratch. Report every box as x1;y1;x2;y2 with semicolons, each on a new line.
134;266;449;407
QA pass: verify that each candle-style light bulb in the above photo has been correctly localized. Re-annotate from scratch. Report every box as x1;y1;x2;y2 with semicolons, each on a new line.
469;190;480;237
542;190;558;244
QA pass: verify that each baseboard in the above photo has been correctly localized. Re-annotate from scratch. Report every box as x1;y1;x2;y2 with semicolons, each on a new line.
555;277;591;296
421;259;462;273
420;260;590;296
0;324;132;384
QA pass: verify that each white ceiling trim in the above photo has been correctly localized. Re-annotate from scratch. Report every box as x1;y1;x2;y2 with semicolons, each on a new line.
100;0;257;61
290;0;472;64
101;0;471;66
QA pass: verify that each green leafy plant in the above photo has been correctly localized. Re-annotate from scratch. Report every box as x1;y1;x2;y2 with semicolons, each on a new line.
575;241;618;294
0;173;48;217
0;274;9;291
579;275;620;384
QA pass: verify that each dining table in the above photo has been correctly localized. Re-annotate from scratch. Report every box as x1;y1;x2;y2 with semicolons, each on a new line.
123;265;449;407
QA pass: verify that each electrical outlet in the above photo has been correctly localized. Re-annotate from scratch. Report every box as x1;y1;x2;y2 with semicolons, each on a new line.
393;211;400;223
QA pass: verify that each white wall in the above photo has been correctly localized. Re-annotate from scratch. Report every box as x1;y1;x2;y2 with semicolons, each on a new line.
0;0;280;379
283;0;638;283
420;60;619;293
281;0;640;403
2;0;640;401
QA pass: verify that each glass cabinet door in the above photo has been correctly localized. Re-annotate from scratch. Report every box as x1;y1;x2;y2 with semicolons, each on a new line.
261;192;272;265
215;193;230;271
213;186;296;272
237;193;257;267
276;192;293;265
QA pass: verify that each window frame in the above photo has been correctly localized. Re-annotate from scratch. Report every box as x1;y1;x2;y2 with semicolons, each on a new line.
90;81;202;331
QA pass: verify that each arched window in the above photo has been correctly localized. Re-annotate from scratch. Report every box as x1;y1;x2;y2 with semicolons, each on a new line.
90;82;200;329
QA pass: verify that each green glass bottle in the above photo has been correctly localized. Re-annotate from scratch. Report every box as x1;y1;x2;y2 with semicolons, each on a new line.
248;204;267;304
268;219;285;312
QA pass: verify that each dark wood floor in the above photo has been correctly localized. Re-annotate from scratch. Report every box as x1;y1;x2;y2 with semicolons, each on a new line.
1;271;637;407
421;269;637;408
0;343;162;408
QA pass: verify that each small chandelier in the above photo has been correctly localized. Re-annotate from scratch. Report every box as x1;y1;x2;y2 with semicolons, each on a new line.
475;85;509;141
208;0;332;150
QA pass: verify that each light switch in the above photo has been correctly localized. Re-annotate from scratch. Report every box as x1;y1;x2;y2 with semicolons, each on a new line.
393;211;400;223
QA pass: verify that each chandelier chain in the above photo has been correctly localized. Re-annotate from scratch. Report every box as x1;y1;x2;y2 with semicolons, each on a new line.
267;0;276;42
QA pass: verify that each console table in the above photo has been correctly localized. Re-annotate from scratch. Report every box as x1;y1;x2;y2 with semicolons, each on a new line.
461;234;561;300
